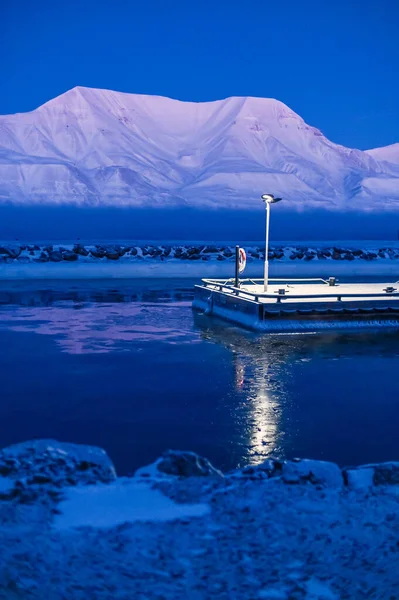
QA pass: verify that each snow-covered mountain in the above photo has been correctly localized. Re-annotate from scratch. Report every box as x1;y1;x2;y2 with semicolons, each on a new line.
366;143;399;166
1;86;399;212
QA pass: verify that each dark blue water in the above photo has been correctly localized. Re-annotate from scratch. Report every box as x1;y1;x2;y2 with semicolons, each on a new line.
0;278;398;474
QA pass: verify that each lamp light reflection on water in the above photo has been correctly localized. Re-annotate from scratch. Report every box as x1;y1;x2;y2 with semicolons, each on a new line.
233;354;282;463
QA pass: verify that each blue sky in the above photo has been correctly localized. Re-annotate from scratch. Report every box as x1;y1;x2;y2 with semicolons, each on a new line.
1;0;398;150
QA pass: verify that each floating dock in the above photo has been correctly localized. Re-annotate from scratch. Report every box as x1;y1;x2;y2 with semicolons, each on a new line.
193;278;399;332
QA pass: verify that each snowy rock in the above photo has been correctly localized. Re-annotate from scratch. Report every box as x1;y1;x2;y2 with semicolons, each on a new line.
368;462;399;485
62;250;78;261
155;450;224;478
305;251;316;261
136;450;224;479
344;462;399;488
0;439;117;493
231;458;344;487
105;250;120;260
34;252;49;263
48;250;63;262
231;459;275;480
281;459;343;487
0;242;398;266
0;245;21;259
90;248;106;258
73;244;89;257
343;467;375;490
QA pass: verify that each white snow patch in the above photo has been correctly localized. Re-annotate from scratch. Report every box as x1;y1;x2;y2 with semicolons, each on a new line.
135;458;166;479
54;480;210;530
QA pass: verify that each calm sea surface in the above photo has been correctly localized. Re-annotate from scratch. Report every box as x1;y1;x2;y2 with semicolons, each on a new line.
0;278;398;474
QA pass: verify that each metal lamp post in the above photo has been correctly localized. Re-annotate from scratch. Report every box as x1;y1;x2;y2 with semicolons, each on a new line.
261;194;283;291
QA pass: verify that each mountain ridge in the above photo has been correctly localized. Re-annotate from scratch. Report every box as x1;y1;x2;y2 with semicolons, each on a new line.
366;143;399;165
1;86;398;210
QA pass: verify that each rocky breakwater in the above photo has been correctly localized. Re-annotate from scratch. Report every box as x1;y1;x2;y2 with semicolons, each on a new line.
1;440;399;599
1;242;399;266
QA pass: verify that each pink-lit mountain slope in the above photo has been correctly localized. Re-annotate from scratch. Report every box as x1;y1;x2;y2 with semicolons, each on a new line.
366;143;399;165
1;86;398;210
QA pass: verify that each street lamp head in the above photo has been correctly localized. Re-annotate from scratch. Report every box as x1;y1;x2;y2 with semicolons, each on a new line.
261;193;283;204
261;193;274;203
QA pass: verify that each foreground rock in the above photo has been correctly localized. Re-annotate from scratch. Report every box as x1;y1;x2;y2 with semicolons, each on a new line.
136;450;224;478
0;439;116;503
0;440;399;599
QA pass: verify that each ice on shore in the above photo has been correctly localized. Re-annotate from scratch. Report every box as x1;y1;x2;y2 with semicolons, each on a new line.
55;480;209;530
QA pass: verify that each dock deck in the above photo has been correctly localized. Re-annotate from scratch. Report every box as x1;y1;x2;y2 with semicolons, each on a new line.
193;278;399;332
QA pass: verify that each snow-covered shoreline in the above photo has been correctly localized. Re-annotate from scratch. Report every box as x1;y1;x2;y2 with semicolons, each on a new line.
1;439;398;599
1;241;399;279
